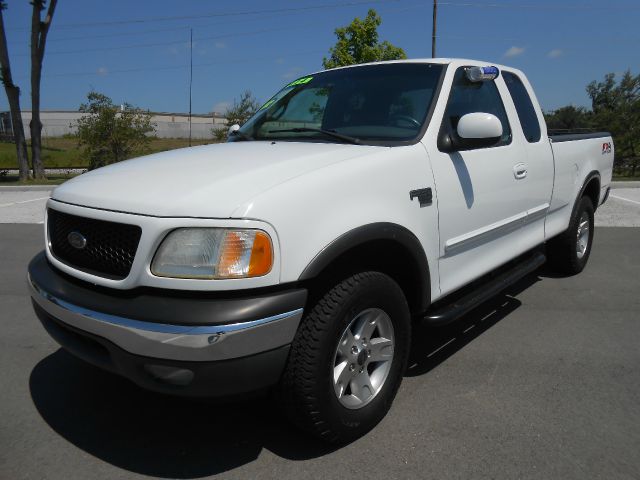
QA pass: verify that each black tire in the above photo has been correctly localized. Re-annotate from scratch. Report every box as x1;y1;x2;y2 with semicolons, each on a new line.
547;196;595;275
279;271;411;443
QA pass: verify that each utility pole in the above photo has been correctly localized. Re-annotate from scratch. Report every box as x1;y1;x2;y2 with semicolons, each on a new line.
431;0;437;58
188;27;193;147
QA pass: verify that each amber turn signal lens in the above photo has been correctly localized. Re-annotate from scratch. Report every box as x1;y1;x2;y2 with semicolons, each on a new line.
249;231;273;276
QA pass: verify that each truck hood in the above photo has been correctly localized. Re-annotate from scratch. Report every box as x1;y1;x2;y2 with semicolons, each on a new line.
52;141;379;218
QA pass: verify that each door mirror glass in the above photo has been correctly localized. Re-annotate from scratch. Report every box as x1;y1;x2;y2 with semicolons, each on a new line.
457;112;503;140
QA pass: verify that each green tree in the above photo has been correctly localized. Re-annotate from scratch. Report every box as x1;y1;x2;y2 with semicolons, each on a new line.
322;9;406;70
544;105;592;132
587;71;640;176
212;127;227;142
75;91;156;170
224;90;260;127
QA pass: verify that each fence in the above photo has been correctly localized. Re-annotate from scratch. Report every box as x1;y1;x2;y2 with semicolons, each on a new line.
0;110;228;140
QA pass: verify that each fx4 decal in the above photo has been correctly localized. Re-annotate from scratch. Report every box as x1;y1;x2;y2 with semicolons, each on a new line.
602;142;612;154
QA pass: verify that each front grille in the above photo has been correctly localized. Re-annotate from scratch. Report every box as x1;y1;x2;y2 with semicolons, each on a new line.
48;208;142;279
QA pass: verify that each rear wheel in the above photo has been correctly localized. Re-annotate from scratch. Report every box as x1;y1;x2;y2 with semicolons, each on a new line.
547;196;595;275
279;272;410;443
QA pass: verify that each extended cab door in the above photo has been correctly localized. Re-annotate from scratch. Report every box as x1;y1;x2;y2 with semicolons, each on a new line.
426;66;552;296
501;70;555;240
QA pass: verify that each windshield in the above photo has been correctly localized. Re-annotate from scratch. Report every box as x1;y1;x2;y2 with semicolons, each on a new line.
235;63;444;145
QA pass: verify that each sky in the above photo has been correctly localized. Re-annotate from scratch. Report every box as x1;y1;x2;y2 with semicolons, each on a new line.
1;0;639;115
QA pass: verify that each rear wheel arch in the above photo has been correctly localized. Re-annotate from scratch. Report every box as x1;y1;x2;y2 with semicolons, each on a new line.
298;223;431;315
580;171;601;211
547;195;595;275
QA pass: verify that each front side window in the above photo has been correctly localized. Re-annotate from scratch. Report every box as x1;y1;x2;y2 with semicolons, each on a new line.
235;63;444;145
440;67;512;149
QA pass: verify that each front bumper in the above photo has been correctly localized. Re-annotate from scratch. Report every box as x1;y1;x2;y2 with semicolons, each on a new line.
28;252;307;396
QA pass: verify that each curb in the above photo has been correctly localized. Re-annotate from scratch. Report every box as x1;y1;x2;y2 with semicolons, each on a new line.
611;181;640;189
0;185;55;191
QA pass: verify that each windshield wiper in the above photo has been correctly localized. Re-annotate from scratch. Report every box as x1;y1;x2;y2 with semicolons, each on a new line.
229;129;254;141
268;127;361;145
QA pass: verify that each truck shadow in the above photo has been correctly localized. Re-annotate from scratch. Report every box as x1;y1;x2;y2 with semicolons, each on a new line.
29;350;336;478
406;273;538;377
29;273;540;478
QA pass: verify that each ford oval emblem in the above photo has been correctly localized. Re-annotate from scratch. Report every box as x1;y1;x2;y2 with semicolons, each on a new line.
67;231;87;250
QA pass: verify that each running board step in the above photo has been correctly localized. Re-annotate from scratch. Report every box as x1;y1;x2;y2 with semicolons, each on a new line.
422;251;546;326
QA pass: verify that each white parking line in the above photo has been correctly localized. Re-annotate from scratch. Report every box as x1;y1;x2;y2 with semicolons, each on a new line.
610;194;640;206
0;196;50;208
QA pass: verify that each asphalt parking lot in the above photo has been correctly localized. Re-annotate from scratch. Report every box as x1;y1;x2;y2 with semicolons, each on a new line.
1;191;639;479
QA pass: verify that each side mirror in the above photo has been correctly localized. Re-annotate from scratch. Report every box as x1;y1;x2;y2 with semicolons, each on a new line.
438;112;503;153
457;112;503;140
227;124;240;138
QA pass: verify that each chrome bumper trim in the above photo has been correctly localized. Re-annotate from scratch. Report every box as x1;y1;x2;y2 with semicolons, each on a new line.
29;273;304;362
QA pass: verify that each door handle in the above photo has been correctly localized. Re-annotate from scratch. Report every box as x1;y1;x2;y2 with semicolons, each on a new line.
513;163;527;179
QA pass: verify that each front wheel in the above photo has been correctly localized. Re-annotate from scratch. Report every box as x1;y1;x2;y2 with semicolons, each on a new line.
547;196;595;275
278;272;411;443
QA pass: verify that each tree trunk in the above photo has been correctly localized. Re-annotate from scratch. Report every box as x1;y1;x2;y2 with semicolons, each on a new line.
29;68;44;178
0;7;30;181
30;0;57;180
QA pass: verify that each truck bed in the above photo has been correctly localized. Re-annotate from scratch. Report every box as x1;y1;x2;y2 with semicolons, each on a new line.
545;131;614;239
548;131;611;143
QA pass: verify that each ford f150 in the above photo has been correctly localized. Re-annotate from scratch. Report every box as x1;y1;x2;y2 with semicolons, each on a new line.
28;59;614;443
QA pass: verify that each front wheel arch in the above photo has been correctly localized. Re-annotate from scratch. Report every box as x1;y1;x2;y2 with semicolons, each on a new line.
298;223;431;315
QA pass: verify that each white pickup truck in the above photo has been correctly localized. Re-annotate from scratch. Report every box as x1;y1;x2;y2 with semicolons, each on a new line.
28;59;613;443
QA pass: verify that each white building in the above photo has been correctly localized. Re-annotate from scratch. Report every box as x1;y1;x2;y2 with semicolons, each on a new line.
0;110;227;140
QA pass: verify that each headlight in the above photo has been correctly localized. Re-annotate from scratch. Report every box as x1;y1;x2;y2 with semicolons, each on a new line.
151;228;273;279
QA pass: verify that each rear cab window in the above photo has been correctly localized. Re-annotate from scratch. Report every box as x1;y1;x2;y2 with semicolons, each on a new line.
503;72;542;143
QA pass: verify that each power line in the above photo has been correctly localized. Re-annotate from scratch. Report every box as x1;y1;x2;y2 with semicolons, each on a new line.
16;0;634;58
26;25;638;57
44;8;342;43
16;39;186;56
10;1;427;55
8;2;425;59
7;0;404;31
7;0;635;57
43;64;187;78
46;25;191;43
18;50;327;78
435;33;640;42
439;1;640;10
28;34;636;80
13;23;320;56
5;1;636;80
